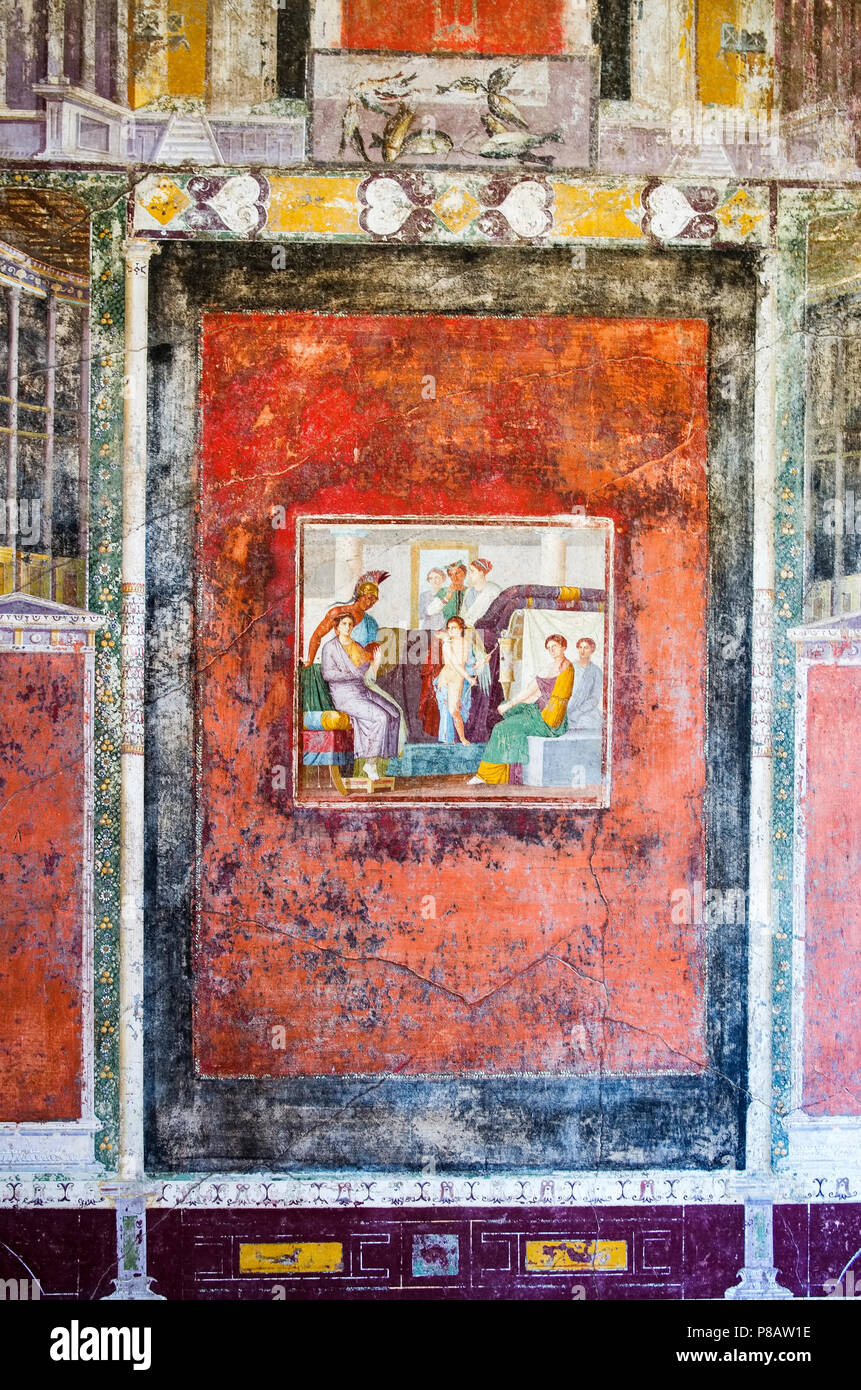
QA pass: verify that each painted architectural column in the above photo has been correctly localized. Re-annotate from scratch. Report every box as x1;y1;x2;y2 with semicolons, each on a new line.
129;0;169;108
101;1186;164;1299
748;249;778;1175
42;289;57;558
310;0;341;48
564;0;593;50
631;0;697;116
207;0;277;113
831;333;846;600
78;304;90;572
46;0;67;82
0;0;8;107
540;529;567;586
725;250;792;1301
118;237;157;1184
333;530;363;596
114;0;128;107
81;0;97;93
6;283;20;592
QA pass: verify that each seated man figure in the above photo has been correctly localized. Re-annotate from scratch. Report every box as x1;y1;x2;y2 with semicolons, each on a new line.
468;633;575;786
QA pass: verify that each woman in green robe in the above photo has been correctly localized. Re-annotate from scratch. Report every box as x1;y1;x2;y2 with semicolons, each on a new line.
468;633;575;785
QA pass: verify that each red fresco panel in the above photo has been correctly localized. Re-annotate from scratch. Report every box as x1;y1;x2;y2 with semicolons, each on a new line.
342;0;567;55
0;653;84;1120
803;664;861;1115
195;312;709;1078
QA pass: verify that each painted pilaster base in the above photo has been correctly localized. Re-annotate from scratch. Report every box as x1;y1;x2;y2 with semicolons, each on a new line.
726;1265;794;1300
100;1186;165;1301
725;1187;793;1300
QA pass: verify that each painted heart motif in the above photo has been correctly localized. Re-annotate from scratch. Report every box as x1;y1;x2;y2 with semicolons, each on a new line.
646;183;697;241
358;176;416;237
497;180;553;239
207;174;268;236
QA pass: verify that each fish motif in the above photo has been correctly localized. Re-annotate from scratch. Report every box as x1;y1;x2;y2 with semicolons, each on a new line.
340;71;418;162
478;120;563;165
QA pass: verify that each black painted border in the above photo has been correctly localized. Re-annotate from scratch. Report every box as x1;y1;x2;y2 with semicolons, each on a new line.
144;240;755;1172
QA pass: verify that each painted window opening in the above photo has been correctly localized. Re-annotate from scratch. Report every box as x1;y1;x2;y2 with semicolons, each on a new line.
0;191;90;606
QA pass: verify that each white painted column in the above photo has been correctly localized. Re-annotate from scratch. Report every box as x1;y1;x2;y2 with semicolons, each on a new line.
114;0;128;107
333;531;363;596
118;237;157;1184
6;284;20;593
747;250;778;1176
101;235;165;1303
208;0;277;112
831;333;846;606
46;0;66;81
726;249;792;1301
310;0;343;49
631;0;674;113
81;0;96;93
0;0;9;107
42;290;57;562
564;0;595;51
78;303;90;578
741;0;775;112
667;0;701;122
540;529;567;586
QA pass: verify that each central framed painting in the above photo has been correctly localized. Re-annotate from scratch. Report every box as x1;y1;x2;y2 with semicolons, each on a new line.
295;514;613;806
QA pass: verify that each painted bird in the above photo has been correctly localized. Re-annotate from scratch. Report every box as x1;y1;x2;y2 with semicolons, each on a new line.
486;64;528;129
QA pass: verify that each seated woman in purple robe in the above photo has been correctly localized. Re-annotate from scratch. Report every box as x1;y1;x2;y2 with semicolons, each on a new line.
319;608;406;781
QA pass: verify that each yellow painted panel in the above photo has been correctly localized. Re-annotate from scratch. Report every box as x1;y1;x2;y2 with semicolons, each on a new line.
552;186;643;240
239;1242;344;1274
696;0;742;107
167;0;207;99
267;177;364;237
525;1239;628;1273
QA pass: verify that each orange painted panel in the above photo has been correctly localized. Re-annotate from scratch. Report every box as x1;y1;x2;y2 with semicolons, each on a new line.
342;0;567;55
0;653;84;1120
803;664;861;1115
195;313;709;1079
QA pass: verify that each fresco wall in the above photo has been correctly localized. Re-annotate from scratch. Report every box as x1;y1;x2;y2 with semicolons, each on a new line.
0;0;859;1315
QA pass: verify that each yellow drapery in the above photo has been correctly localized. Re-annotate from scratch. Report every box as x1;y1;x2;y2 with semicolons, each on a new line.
540;662;575;729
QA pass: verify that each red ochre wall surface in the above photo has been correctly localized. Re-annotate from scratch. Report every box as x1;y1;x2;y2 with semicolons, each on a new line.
195;312;709;1079
342;0;567;55
0;652;84;1120
803;663;861;1116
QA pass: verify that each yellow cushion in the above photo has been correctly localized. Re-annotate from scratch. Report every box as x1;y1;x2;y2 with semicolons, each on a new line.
320;710;351;731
